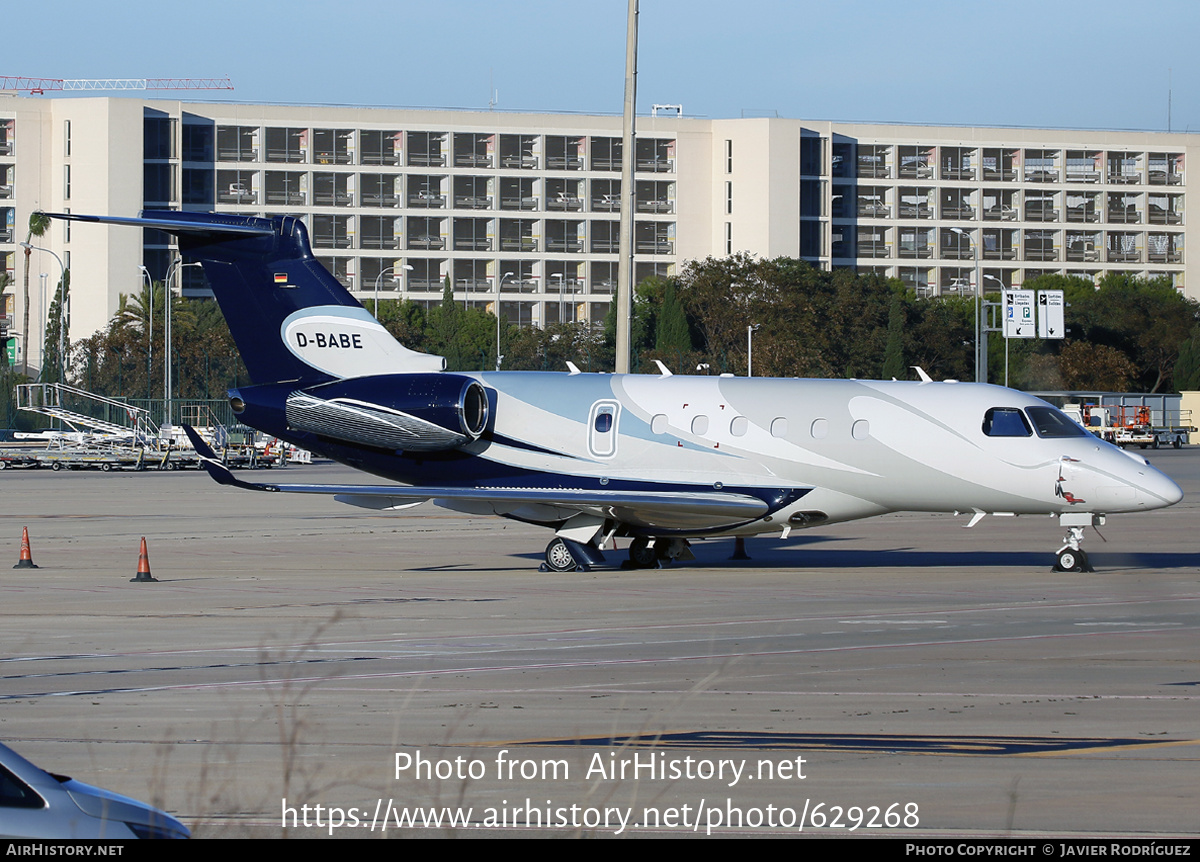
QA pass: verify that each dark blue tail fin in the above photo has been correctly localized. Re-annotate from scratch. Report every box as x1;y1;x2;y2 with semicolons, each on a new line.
48;210;443;385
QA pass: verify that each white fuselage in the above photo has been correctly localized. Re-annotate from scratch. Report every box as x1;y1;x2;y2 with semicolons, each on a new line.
466;373;1182;536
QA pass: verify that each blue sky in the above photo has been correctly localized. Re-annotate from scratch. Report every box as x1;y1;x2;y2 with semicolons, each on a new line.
6;0;1198;131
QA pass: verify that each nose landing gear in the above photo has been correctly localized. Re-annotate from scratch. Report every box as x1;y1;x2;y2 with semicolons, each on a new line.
1053;513;1105;573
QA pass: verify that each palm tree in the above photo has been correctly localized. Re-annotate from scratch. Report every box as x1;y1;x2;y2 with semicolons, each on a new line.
21;211;50;376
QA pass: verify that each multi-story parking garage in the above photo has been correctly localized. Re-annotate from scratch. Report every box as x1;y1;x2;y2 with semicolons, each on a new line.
1;95;1195;367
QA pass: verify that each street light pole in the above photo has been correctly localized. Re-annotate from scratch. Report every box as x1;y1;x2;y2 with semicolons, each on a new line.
373;266;394;318
38;272;47;376
139;265;154;393
747;323;761;377
372;263;413;322
497;271;514;371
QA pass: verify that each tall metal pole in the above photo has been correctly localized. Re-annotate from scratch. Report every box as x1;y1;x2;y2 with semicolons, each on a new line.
38;272;47;375
497;271;514;371
165;260;176;425
139;265;154;395
614;0;638;374
373;265;394;318
974;239;982;383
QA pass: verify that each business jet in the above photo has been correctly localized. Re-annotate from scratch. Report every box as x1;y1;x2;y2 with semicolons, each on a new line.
51;211;1182;573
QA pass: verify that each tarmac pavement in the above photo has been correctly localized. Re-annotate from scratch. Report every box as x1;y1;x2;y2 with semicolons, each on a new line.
1;450;1197;838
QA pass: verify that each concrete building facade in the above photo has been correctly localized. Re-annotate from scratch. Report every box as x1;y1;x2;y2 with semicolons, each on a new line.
1;94;1196;371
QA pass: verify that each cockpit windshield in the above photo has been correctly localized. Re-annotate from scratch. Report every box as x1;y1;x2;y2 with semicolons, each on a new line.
1026;406;1092;438
983;406;1091;439
982;407;1032;437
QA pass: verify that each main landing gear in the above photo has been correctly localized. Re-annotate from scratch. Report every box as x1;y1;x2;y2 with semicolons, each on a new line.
541;537;609;573
543;537;584;572
540;536;694;572
622;537;694;570
1052;513;1104;573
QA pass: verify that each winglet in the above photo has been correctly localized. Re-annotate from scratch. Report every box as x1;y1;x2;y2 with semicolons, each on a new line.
183;425;278;492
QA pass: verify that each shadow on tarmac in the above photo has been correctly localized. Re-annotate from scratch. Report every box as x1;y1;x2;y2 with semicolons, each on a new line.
511;536;1200;571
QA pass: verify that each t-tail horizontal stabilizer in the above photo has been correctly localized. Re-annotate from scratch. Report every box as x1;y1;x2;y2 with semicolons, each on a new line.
43;210;445;385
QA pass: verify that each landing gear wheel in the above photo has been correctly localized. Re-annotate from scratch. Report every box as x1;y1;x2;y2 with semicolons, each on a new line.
628;537;657;569
1054;548;1090;573
544;538;579;573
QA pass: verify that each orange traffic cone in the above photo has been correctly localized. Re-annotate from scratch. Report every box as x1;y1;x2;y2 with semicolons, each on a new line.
130;537;158;583
13;527;38;569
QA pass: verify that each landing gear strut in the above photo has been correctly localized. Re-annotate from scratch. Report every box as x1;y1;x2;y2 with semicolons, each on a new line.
1053;514;1104;573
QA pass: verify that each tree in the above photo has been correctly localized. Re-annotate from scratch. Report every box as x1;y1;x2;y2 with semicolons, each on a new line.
1174;327;1200;391
1062;274;1197;392
69;291;247;407
423;277;500;371
905;295;974;382
1057;340;1137;392
673;254;909;380
373;298;429;354
20;211;50;376
655;280;691;354
880;293;906;379
41;270;69;385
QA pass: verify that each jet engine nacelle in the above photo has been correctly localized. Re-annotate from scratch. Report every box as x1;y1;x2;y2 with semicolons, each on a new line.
280;373;490;452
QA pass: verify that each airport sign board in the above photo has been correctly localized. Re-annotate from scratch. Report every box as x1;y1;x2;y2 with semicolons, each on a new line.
1004;290;1035;338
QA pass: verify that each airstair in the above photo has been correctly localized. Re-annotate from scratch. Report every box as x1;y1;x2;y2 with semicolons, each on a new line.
15;383;159;444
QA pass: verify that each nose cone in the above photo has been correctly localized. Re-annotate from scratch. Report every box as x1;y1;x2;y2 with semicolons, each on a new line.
1148;468;1184;508
1079;448;1183;513
1119;452;1183;510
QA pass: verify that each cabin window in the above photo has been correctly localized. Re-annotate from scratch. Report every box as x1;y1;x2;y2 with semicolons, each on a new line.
983;407;1031;437
1027;406;1091;438
691;415;710;435
852;419;870;440
651;414;668;434
810;418;828;439
588;400;620;458
770;418;788;438
730;416;748;436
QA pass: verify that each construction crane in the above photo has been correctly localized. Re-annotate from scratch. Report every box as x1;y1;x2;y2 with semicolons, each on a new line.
1;76;233;95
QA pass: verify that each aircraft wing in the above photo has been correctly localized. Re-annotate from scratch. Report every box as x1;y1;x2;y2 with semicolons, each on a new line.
184;426;776;531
